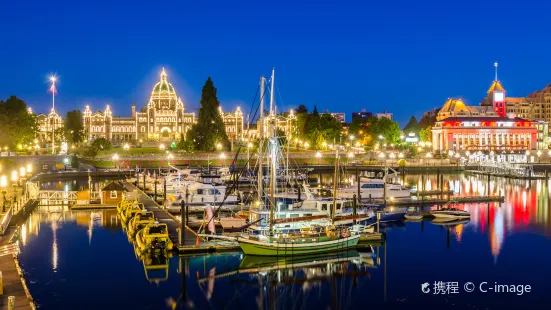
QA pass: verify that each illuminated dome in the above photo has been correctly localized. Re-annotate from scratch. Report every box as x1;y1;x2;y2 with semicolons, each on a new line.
151;68;177;99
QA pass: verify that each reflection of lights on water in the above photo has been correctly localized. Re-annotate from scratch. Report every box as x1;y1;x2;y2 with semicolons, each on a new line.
52;221;58;271
523;191;527;210
21;224;27;246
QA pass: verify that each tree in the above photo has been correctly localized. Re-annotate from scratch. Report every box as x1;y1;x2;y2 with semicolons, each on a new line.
374;117;401;145
91;137;112;151
419;126;432;142
70;154;80;168
403;116;420;135
83;147;98;159
64;110;85;144
176;135;195;153
187;77;229;151
296;104;308;114
0;96;37;148
305;112;342;149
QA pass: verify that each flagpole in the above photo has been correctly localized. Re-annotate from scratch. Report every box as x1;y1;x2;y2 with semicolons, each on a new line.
50;76;57;154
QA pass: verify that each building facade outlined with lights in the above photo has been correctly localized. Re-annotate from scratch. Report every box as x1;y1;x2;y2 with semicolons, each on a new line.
82;68;244;143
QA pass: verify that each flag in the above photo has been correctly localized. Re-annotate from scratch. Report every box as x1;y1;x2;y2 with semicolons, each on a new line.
48;82;57;94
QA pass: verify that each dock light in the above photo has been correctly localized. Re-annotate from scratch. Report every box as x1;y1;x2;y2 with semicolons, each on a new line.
159;144;165;150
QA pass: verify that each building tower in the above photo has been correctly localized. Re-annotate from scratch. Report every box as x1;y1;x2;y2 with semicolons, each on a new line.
488;62;506;117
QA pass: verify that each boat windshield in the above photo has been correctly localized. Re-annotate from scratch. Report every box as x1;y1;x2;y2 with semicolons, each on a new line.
149;226;166;234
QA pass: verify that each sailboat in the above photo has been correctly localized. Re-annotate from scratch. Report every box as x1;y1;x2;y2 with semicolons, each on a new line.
237;69;360;256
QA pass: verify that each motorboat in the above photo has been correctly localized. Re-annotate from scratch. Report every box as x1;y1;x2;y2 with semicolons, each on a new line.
337;178;411;200
431;207;470;219
135;222;174;253
128;210;155;237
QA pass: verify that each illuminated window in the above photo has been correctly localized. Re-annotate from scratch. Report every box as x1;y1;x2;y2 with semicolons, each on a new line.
110;191;117;198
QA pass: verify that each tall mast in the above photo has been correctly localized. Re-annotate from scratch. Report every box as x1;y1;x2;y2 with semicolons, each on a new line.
257;76;265;202
331;146;339;223
269;68;276;235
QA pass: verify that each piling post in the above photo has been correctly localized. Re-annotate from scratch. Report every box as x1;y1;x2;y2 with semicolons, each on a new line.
179;199;185;246
440;175;444;200
154;175;157;202
298;185;301;200
163;178;167;202
353;194;357;225
185;186;190;227
436;169;440;190
421;175;425;194
143;173;146;191
376;212;381;233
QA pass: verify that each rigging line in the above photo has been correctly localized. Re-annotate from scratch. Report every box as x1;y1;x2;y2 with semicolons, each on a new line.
204;82;268;226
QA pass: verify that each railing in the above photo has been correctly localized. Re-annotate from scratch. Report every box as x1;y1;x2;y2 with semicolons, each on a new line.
37;190;78;206
0;206;13;236
468;161;544;178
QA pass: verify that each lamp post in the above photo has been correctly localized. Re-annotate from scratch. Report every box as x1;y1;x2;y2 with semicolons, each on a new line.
537;150;542;163
220;152;226;166
315;151;321;165
167;153;173;171
1;176;7;212
11;170;18;205
123;143;130;153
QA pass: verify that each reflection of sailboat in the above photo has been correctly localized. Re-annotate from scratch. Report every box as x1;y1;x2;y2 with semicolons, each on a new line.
238;250;363;271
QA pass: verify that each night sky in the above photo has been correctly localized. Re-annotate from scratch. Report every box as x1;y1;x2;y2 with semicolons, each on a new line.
2;0;551;125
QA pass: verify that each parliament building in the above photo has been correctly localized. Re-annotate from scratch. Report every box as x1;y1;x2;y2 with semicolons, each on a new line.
83;68;244;143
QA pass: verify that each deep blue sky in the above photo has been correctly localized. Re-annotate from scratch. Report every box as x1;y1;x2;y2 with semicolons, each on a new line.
2;0;551;126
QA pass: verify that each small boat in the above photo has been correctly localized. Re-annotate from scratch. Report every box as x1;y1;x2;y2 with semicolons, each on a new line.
404;208;423;220
128;210;155;237
431;218;470;226
120;204;144;225
237;225;360;256
135;223;174;253
431;207;470;219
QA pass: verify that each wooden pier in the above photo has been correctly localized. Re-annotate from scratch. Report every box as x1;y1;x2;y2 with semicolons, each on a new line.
122;182;241;254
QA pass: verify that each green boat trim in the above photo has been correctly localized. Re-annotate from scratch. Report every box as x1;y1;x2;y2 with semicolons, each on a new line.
237;234;360;256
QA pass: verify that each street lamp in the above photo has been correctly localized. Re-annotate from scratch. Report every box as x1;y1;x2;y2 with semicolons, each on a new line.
315;151;322;165
304;142;310;149
112;153;119;169
123;143;130;151
159;144;165;151
322;141;327;149
398;152;404;158
216;142;222;150
1;176;7;212
11;170;18;202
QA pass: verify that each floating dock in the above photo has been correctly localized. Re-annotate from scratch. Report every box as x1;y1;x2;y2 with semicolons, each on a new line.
382;195;504;206
122;182;241;254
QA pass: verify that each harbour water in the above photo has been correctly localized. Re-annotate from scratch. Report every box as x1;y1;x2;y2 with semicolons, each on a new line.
15;173;551;309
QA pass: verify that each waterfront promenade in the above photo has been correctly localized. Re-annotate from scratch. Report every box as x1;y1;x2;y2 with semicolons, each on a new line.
0;199;37;310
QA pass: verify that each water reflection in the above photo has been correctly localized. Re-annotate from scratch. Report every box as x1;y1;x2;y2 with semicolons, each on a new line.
194;249;376;310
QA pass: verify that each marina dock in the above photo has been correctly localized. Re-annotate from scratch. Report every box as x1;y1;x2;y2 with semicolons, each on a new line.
383;195;504;206
122;182;241;254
